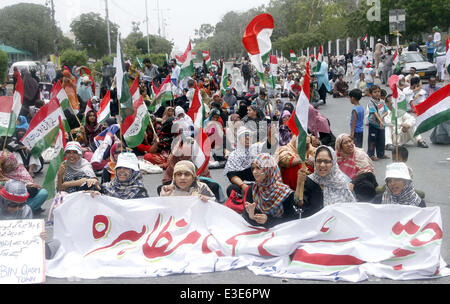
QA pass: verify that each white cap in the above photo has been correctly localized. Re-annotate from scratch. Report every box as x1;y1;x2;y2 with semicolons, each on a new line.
385;162;411;181
116;152;140;172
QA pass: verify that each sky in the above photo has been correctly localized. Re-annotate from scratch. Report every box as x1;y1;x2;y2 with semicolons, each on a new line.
0;0;271;53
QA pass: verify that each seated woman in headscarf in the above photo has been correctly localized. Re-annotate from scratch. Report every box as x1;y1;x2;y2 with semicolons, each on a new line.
244;85;258;104
205;109;226;165
278;110;293;146
335;133;378;201
242;153;301;228
173;106;194;139
308;104;335;147
371;162;425;207
297;145;356;218
224;126;275;196
101;141;123;184
224;114;243;158
56;141;100;193
142;115;174;169
100;152;149;199
0;179;33;220
0;152;48;215
276;135;316;191
81;109;103;152
160;160;215;202
236;100;249;119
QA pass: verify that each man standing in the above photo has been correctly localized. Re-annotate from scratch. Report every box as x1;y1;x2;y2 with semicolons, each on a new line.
353;49;367;88
374;39;384;71
241;59;252;90
381;49;393;85
432;26;441;48
143;58;159;84
170;59;181;87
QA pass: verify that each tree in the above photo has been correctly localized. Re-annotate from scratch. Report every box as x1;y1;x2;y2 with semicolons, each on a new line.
0;3;58;59
60;49;88;69
70;13;119;59
0;50;8;82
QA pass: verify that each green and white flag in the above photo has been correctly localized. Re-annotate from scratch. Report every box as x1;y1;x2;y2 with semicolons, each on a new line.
202;50;211;68
389;75;407;124
115;37;133;121
220;65;229;96
177;41;195;82
42;117;66;200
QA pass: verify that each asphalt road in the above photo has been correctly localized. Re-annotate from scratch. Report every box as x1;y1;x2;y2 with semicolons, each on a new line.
35;75;450;285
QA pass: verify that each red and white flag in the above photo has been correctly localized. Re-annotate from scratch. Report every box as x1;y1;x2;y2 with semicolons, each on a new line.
97;90;112;124
316;45;323;62
362;33;368;43
286;61;310;161
0;73;23;136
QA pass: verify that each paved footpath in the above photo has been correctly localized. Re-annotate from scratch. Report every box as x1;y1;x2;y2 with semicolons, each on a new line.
37;76;450;284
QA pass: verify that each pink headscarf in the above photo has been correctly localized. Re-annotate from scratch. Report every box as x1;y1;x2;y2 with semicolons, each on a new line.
308;104;330;137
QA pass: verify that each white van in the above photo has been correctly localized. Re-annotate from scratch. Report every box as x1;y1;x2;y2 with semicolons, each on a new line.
8;61;39;82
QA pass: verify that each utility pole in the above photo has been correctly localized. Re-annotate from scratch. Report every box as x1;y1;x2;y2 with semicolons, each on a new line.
157;0;161;37
145;0;150;54
50;0;58;55
105;0;112;55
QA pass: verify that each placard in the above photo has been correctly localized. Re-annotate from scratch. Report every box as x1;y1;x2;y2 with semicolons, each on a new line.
0;219;45;284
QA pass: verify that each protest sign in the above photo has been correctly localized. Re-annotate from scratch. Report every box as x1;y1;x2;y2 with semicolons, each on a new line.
46;193;450;282
0;219;45;284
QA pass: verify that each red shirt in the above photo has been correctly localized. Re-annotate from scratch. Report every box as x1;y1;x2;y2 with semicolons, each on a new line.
290;84;302;94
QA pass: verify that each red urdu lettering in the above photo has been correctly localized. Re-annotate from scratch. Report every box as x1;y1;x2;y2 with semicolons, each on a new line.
258;232;276;257
410;223;443;247
320;216;335;233
226;227;269;256
142;215;201;259
392;220;420;235
92;215;109;239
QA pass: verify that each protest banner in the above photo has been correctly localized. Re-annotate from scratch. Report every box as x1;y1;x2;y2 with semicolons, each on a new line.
46;193;450;282
0;219;45;284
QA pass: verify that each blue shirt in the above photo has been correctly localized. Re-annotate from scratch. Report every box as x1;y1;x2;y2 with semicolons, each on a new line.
368;99;388;129
426;41;435;54
351;105;365;133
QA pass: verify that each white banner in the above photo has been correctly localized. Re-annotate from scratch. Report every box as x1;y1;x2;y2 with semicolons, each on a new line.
46;193;450;282
0;219;46;284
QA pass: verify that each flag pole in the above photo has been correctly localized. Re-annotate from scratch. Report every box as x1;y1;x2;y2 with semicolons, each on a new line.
148;116;160;143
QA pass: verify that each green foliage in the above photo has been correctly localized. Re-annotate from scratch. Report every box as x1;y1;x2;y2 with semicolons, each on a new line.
0;50;8;83
61;49;88;69
0;3;56;58
70;12;119;59
136;53;166;68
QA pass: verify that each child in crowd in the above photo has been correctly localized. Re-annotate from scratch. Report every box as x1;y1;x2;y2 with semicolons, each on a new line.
363;62;375;89
367;85;389;161
349;89;364;148
357;73;367;96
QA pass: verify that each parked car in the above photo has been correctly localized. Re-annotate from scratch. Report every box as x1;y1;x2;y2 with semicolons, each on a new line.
400;51;437;80
7;61;39;83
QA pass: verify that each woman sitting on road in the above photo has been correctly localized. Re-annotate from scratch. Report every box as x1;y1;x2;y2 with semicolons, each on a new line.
56;141;100;193
100;152;149;199
159;160;215;202
297;145;356;218
371;162;426;207
335;133;378;201
242;153;301;228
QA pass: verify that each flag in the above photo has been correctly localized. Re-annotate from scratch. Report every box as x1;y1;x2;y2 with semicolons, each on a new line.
177;41;195;81
286;61;310;161
122;96;151;148
136;57;143;69
289;49;297;62
269;54;278;89
51;80;75;130
313;45;323;73
414;84;450;137
115;37;133;122
151;75;173;112
389;75;407;124
220;65;229;96
362;33;368;44
0;73;23;137
42;117;66;200
130;77;141;103
446;35;450;74
187;83;210;176
202;50;211;68
97;90;112;124
81;98;93;126
242;13;274;77
20;98;67;157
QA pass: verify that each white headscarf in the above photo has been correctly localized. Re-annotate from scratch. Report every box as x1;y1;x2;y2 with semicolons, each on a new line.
308;145;356;206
